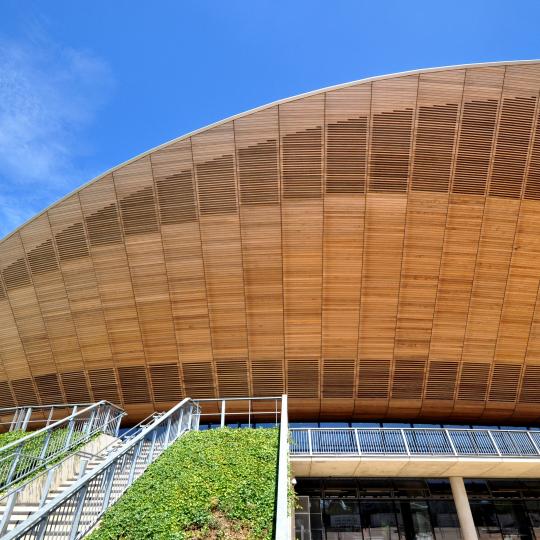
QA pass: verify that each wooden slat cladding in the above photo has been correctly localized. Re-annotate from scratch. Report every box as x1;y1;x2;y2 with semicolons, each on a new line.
35;373;63;405
118;365;151;404
55;223;89;261
3;62;540;421
85;203;123;246
2;257;31;290
488;363;522;402
525;111;540;199
0;381;15;407
61;371;91;402
216;360;249;397
182;362;215;398
391;359;426;400
489;97;537;198
425;361;458;400
326;117;367;193
156;170;198;224
27;240;59;275
11;378;39;406
251;359;283;396
149;363;182;402
322;359;355;398
412;104;458;192
357;360;390;399
282;127;322;199
519;365;540;404
119;186;159;235
369;109;414;192
287;359;319;398
89;368;120;404
457;362;491;401
237;140;279;204
196;155;238;214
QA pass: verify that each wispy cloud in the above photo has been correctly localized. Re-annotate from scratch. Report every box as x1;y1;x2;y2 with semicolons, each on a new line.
0;34;114;237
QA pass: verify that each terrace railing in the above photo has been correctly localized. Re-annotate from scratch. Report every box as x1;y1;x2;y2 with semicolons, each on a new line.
0;405;92;434
3;398;199;540
0;401;125;492
290;427;540;458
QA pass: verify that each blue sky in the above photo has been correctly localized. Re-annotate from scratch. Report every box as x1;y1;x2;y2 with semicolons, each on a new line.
0;0;539;237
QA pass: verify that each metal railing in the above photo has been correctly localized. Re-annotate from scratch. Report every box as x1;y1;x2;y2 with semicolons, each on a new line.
290;427;540;458
275;395;290;540
3;398;199;540
0;401;125;492
0;405;92;433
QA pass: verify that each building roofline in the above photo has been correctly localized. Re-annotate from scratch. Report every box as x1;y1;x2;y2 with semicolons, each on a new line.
2;58;540;243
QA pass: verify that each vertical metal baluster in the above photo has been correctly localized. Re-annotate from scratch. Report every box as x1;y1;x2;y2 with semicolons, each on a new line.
220;400;226;428
354;428;361;456
401;429;410;456
127;441;143;485
0;492;17;535
64;406;78;452
308;429;313;456
527;431;540;455
39;468;56;507
21;407;32;431
101;462;118;512
68;485;88;540
486;430;501;456
445;429;458;456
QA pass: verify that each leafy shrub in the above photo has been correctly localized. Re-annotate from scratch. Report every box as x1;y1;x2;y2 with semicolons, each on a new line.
0;430;28;449
89;428;279;540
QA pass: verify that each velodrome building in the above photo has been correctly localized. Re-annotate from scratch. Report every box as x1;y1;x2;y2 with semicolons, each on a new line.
2;60;540;539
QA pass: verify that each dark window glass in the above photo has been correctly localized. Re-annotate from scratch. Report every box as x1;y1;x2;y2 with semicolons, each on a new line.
470;500;502;540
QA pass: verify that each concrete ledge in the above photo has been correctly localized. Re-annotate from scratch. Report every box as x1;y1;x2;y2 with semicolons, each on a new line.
291;455;540;478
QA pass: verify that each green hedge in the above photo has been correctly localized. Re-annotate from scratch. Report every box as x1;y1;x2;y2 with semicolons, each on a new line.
0;430;28;449
89;428;279;540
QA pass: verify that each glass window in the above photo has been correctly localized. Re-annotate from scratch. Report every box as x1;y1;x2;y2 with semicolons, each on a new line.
360;500;400;540
469;500;502;540
428;500;461;540
493;500;532;540
323;499;362;535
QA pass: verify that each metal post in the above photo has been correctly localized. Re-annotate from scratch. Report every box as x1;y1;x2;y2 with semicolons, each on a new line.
401;429;411;455
68;485;88;540
21;407;32;431
64;406;78;452
308;429;313;455
0;492;17;535
102;407;111;435
147;430;158;464
46;406;54;427
85;408;96;437
164;417;173;446
6;445;23;484
40;468;56;507
39;430;53;461
127;441;143;485
220;400;226;428
354;428;362;456
101;462;117;511
486;430;501;456
445;429;458;456
527;431;540;455
450;476;478;540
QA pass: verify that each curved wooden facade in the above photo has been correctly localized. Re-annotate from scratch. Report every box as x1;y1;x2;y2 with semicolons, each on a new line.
2;61;540;422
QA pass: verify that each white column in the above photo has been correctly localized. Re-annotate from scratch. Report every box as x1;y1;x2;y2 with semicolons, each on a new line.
449;476;478;540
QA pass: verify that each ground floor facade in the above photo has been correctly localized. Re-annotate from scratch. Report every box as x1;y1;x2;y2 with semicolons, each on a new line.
295;478;540;540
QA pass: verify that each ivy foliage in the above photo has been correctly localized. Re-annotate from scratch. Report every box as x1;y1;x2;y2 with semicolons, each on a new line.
0;430;28;449
89;428;279;540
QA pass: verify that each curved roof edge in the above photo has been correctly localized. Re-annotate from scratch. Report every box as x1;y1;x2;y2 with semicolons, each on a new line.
3;58;540;243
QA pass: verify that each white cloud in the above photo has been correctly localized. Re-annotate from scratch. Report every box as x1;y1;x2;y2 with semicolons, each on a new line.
0;35;114;237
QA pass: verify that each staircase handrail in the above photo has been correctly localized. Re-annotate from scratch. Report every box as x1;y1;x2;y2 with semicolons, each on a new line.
3;398;199;540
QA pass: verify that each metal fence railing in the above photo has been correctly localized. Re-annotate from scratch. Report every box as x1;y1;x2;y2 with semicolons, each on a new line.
290;427;540;458
0;401;125;492
3;398;200;540
0;404;92;433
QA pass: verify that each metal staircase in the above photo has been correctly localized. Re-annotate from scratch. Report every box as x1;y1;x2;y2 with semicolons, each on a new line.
2;398;199;539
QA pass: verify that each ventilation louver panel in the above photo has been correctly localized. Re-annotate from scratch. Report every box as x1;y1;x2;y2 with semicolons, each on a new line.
237;140;279;205
85;203;123;246
182;362;215;398
524;112;540;200
251;359;283;396
457;363;491;401
425;361;458;400
196;155;238;215
118;366;151;404
216;360;249;397
412;104;459;192
287;359;319;398
119;187;159;235
392;359;426;400
369;109;413;192
488;364;522;402
519;365;540;404
322;359;355;398
282;127;322;199
357;360;390;399
326;117;367;193
35;374;63;405
89;368;120;404
2;258;31;290
149;363;182;402
0;381;15;407
11;378;39;406
27;239;59;275
452;100;499;195
156;170;198;224
55;223;89;261
61;371;91;403
489;97;537;198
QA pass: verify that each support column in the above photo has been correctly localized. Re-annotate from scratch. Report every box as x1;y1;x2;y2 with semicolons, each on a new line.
449;476;478;540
